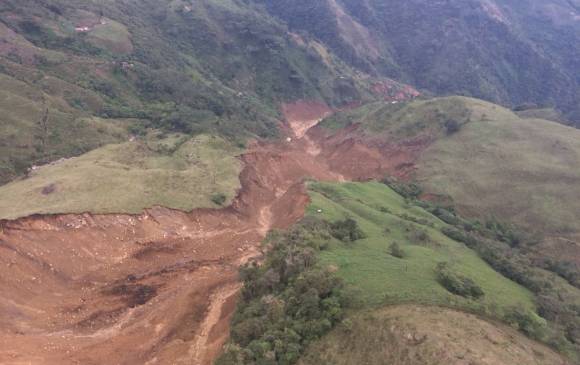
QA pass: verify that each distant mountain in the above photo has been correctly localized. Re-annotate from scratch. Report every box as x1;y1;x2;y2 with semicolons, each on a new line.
256;0;580;125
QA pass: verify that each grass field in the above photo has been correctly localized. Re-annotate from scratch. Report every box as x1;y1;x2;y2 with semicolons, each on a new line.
306;181;535;314
0;133;242;219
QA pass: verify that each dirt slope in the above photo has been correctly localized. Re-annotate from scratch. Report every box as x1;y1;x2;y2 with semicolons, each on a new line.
0;100;388;365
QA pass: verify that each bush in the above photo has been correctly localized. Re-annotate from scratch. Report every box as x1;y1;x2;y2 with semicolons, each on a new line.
330;218;366;242
485;219;523;247
389;242;405;259
436;262;484;299
444;119;461;135
504;307;546;340
407;227;431;245
211;193;227;206
381;177;422;199
441;227;478;248
430;207;462;226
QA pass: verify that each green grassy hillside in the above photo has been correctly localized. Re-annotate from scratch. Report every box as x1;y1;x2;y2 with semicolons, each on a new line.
221;181;579;364
303;181;580;362
307;181;535;312
0;134;242;219
416;98;580;237
0;73;131;184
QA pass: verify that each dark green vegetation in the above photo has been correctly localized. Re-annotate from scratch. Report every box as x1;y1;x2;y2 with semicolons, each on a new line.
257;0;580;125
435;262;485;300
2;0;579;186
216;219;352;365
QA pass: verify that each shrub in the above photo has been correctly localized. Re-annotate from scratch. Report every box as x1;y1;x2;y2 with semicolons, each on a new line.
504;307;546;340
211;193;227;206
444;119;461;135
441;227;478;248
330;218;366;242
381;177;423;199
389;242;405;259
436;262;484;299
407;227;431;245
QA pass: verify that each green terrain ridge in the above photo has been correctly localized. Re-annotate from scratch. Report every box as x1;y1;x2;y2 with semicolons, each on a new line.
0;134;242;219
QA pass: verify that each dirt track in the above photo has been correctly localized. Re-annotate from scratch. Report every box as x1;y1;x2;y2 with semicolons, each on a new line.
0;101;425;365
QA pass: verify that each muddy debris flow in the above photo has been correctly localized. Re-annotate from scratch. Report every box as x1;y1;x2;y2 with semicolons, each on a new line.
0;102;427;365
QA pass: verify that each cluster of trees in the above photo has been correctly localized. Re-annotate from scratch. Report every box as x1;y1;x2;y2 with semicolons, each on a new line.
217;217;365;365
329;218;366;243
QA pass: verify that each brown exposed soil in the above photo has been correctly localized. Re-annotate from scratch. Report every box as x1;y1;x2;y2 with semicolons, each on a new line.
0;100;426;365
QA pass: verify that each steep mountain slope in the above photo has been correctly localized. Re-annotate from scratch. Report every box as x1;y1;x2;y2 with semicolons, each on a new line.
256;0;580;124
1;0;403;184
312;98;580;360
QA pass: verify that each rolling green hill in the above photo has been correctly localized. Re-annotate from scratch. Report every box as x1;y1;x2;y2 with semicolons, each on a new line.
416;98;580;237
320;96;580;239
306;181;535;312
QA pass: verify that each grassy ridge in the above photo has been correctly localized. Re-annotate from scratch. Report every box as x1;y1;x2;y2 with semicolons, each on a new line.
300;181;580;363
416;98;580;236
306;181;535;314
0;134;242;219
320;97;471;137
320;96;580;237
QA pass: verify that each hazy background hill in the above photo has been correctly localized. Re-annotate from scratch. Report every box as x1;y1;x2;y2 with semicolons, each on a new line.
256;0;580;125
